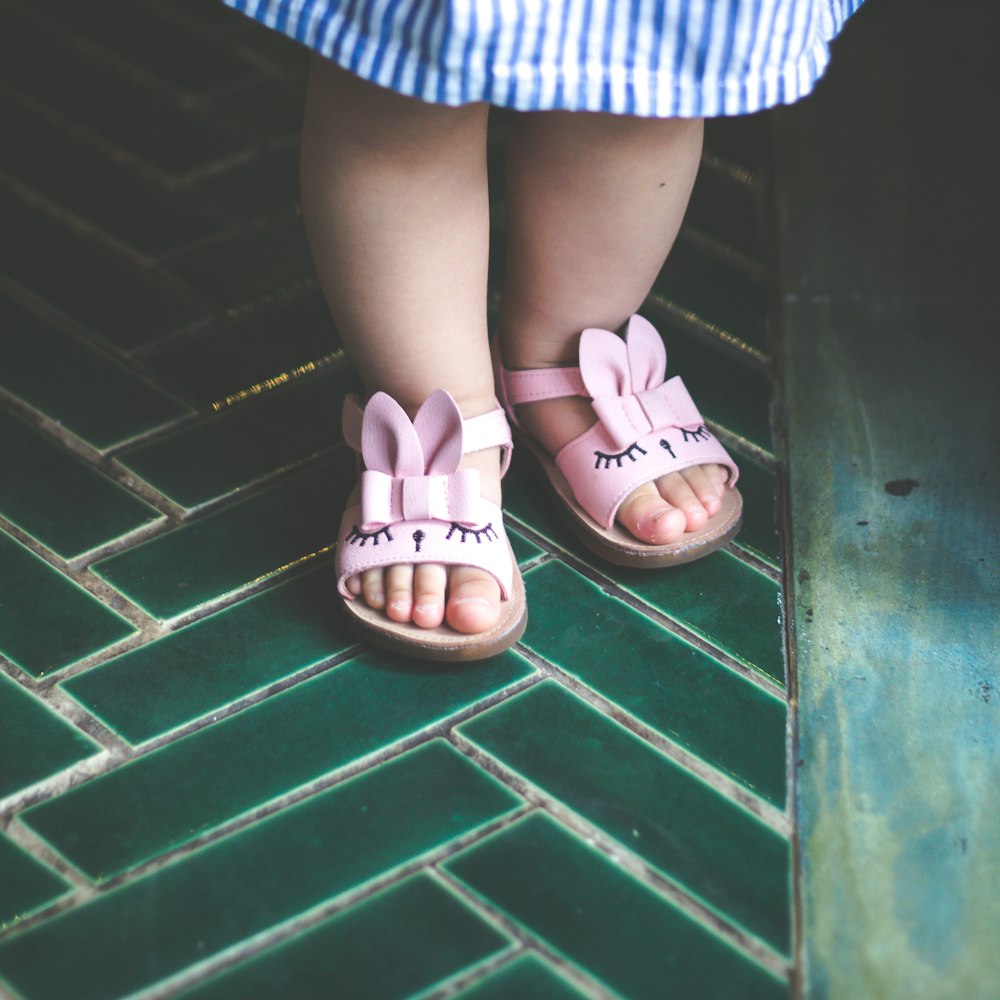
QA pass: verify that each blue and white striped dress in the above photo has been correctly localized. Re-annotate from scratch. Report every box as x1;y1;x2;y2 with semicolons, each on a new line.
225;0;864;116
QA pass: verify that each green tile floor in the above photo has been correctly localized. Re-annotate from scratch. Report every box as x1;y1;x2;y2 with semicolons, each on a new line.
0;1;789;997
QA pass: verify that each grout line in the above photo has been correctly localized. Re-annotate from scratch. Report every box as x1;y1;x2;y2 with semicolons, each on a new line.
680;223;768;282
700;152;761;189
1;819;96;897
448;736;790;982
431;867;618;1000
414;943;529;1000
27;673;544;893
120;809;534;1000
449;674;788;834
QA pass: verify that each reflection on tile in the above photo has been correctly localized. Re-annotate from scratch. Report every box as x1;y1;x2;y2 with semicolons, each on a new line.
646;310;774;452
615;551;785;684
182;874;509;999
654;239;769;354
117;369;355;508
0;296;191;451
0;96;225;258
0;408;161;560
0;189;206;352
0;742;520;1000
0;532;136;679
459;682;789;950
92;458;349;621
0;833;69;928
63;564;353;744
143;290;341;411
26;653;533;879
0;673;100;800
165;216;315;311
521;562;786;805
454;954;588;1000
446;814;786;1000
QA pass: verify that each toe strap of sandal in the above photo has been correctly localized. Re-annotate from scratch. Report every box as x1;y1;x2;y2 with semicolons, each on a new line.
336;498;515;600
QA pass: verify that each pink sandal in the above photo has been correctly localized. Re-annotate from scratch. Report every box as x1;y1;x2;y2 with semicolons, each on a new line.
335;389;527;661
497;314;743;568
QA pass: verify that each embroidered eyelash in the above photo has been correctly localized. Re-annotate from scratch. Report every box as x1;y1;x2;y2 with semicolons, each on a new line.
446;522;498;543
593;443;647;469
346;525;393;546
681;424;711;443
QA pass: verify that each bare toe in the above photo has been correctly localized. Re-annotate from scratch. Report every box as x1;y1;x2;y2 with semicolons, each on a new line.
655;471;710;531
446;566;502;634
412;564;447;629
360;568;386;609
617;484;687;543
677;464;723;517
384;564;414;623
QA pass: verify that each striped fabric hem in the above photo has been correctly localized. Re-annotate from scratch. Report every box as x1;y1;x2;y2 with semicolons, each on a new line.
225;0;864;117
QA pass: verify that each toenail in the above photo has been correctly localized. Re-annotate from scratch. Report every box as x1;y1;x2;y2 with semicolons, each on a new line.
390;599;411;612
452;596;491;609
650;507;674;523
414;603;439;615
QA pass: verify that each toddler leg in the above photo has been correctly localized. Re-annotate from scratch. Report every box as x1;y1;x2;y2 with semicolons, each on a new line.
498;111;725;544
301;59;502;634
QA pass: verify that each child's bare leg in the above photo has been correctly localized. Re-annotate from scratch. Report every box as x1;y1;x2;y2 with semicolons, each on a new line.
497;111;724;544
301;59;501;633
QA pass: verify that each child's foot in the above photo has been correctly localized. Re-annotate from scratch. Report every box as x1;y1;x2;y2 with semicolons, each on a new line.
514;394;726;544
343;445;505;635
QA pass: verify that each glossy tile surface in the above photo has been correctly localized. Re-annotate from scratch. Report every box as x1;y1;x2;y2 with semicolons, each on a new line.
0;672;99;800
0;834;69;928
181;874;509;999
0;532;135;679
0;295;191;451
521;563;786;805
0;408;161;560
446;814;786;1000
0;5;794;997
93;458;349;620
459;682;789;949
0;743;519;1000
26;653;533;879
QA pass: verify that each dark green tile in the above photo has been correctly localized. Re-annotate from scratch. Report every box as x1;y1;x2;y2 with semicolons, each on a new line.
26;650;533;879
459;682;789;950
0;295;191;451
0;11;251;176
645;306;774;452
0;531;136;679
446;814;787;1000
654;238;769;354
503;465;578;553
615;550;785;684
0;742;520;1000
732;453;781;567
29;0;259;98
195;145;300;219
520;562;786;805
165;216;315;311
0;407;162;560
704;117;764;177
0;189;206;352
0;672;99;800
92;458;349;621
507;524;544;566
0;833;70;929
62;564;353;744
181;874;509;1000
206;78;306;145
0;96;225;258
117;369;356;508
686;166;765;264
455;955;588;1000
143;291;341;411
